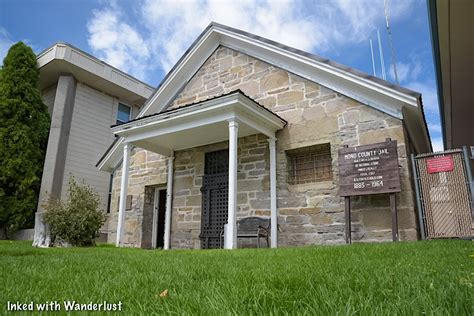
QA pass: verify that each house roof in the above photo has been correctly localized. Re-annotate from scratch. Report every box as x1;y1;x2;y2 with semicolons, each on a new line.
213;23;421;99
110;89;287;129
37;42;155;105
109;90;287;157
95;90;286;167
97;22;431;171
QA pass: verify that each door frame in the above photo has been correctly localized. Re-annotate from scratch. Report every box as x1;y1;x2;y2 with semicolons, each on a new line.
152;186;167;249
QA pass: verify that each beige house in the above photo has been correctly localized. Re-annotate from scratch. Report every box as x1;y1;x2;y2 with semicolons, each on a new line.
33;43;154;245
97;23;431;249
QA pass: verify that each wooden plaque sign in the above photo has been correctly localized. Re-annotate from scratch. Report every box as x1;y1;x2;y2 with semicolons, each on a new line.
338;140;401;197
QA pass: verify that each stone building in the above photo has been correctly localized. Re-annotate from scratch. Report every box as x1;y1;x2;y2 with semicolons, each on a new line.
97;23;431;249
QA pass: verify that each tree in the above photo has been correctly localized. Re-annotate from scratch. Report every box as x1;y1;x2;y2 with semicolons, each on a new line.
0;42;50;238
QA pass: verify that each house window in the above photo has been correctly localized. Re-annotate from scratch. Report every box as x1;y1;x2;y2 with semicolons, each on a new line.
116;103;131;125
117;195;133;212
286;143;333;185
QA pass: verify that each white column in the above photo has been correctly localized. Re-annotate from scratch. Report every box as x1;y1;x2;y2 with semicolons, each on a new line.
116;142;131;247
164;153;174;250
268;137;278;248
225;120;239;249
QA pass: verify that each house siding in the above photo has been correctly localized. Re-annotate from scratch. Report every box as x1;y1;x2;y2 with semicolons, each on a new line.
41;84;57;115
61;83;138;210
59;83;111;210
108;46;418;247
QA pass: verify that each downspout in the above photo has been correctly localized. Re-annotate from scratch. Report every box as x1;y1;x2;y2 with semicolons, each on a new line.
410;154;426;240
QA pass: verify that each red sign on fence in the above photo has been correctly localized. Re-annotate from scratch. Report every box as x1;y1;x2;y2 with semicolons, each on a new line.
427;156;454;173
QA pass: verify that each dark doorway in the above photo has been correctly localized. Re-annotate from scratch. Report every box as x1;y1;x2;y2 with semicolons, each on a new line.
200;149;229;249
141;186;167;249
155;189;167;248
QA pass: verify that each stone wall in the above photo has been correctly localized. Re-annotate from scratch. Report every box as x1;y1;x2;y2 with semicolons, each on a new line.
171;134;271;249
107;149;168;246
108;45;418;248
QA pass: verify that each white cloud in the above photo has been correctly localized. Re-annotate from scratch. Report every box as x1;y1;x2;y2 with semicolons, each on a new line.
428;122;442;134
86;0;416;78
390;62;410;82
332;0;413;44
140;0;330;71
141;0;415;71
388;49;424;84
431;136;444;152
0;27;14;65
389;60;422;83
87;4;151;80
406;81;439;114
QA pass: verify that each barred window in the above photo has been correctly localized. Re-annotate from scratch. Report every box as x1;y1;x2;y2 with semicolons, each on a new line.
286;143;333;185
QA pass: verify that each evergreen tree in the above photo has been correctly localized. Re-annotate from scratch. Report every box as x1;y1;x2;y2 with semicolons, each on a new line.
0;42;50;238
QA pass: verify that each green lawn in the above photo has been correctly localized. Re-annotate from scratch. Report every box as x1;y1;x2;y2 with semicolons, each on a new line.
0;240;472;315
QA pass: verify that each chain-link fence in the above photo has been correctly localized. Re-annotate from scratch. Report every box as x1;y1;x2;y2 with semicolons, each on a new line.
412;148;473;239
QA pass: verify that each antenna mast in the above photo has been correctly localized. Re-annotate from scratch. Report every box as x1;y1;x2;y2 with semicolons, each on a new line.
377;29;386;80
369;39;376;76
384;0;399;84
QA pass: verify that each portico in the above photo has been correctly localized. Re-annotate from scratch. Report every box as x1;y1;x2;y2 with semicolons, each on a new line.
112;91;287;249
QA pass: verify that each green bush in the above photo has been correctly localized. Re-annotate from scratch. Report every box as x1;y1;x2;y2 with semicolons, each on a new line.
43;177;106;246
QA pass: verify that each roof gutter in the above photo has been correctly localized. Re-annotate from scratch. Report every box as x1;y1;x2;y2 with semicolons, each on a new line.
427;0;446;149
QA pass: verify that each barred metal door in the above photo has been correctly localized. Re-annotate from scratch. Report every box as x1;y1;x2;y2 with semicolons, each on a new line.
413;149;473;238
200;150;229;249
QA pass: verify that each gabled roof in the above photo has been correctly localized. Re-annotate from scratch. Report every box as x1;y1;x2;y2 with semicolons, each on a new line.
98;22;431;171
110;89;287;129
109;90;286;157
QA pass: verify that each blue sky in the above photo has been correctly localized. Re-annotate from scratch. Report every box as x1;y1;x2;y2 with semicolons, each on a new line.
0;0;442;151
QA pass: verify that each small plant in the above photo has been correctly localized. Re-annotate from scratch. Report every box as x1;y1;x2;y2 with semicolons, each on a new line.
43;176;106;246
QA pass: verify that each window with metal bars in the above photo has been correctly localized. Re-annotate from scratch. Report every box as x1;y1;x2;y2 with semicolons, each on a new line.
286;143;333;185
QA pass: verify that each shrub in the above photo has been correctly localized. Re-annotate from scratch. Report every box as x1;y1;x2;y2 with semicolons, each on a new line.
43;177;106;246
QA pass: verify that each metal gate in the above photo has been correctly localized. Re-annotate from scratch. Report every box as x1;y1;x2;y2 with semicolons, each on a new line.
412;148;473;239
200;150;229;249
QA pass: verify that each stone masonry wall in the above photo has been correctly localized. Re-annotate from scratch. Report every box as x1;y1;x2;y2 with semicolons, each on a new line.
171;134;271;249
107;149;168;246
108;45;418;248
